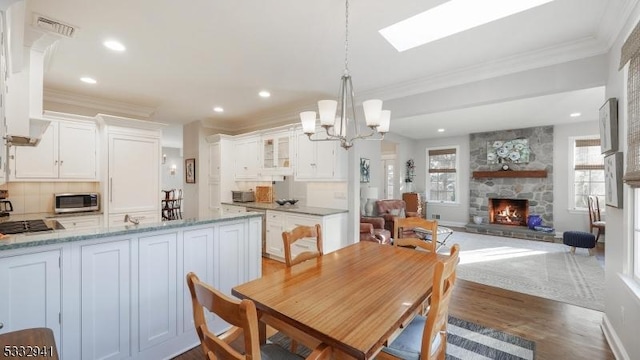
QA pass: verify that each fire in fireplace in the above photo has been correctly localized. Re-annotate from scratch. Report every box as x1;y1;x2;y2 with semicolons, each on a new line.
488;198;529;226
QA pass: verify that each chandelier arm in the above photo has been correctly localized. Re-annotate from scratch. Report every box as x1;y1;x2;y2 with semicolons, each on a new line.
347;75;360;139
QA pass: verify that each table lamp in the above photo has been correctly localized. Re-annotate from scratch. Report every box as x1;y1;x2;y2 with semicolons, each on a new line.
365;187;378;216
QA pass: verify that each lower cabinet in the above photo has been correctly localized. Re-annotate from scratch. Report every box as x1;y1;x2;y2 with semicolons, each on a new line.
0;250;61;347
265;210;348;262
80;239;132;360
0;216;262;360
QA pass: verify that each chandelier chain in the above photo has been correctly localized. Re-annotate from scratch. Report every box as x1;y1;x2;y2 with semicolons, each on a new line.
344;0;350;74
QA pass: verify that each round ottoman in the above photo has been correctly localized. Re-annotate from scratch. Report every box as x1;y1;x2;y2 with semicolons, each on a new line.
563;231;597;255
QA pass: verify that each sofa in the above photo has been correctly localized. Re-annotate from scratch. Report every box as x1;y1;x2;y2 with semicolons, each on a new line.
375;199;419;234
360;216;391;244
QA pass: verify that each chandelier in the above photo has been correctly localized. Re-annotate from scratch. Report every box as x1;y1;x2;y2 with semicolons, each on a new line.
299;0;390;150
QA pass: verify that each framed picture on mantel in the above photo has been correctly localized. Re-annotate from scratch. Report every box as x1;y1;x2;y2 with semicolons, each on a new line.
185;158;196;184
599;98;618;155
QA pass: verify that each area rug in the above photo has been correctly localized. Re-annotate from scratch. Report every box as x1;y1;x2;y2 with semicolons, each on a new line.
268;316;535;359
440;231;605;311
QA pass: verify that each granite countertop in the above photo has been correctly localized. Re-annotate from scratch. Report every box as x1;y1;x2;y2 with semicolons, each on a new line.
0;212;263;251
222;202;348;216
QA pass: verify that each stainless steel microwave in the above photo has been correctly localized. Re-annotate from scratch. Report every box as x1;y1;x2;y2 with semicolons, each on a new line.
54;193;100;213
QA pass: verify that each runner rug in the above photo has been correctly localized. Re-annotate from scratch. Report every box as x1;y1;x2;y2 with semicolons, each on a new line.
268;316;535;359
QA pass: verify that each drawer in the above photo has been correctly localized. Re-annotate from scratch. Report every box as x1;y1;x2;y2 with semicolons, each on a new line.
222;204;247;214
266;210;285;223
285;214;321;231
109;211;158;226
56;215;102;230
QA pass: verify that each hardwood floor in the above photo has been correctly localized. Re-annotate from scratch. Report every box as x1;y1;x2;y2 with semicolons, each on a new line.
175;250;614;360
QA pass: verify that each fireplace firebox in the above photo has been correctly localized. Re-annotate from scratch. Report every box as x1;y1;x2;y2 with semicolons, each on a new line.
488;198;529;226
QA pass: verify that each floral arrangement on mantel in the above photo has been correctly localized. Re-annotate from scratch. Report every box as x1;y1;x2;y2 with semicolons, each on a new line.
487;139;530;164
405;159;416;183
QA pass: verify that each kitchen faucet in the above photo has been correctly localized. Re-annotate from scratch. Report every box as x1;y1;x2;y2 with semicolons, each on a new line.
124;214;140;225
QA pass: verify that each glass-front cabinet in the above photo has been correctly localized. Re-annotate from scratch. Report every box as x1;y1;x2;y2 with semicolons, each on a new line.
262;130;293;175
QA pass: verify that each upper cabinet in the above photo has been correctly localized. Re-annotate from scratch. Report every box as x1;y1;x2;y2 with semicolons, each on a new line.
261;130;293;175
234;135;261;180
10;116;97;181
295;129;347;181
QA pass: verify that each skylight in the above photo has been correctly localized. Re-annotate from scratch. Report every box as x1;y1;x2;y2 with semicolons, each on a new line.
379;0;555;52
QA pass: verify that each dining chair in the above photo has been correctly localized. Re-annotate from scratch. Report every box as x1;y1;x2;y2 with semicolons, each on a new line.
186;272;332;360
282;224;323;267
588;195;605;241
393;217;438;254
379;244;460;360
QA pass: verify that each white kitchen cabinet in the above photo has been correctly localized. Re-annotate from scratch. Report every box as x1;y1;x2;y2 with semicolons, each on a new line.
12;119;97;180
138;232;178;351
207;135;234;215
80;239;131;360
261;130;293;175
265;210;285;258
54;214;102;230
265;210;348;262
98;115;163;226
295;130;347;181
0;250;61;346
181;227;215;333
234;136;260;180
221;204;246;214
108;210;158;227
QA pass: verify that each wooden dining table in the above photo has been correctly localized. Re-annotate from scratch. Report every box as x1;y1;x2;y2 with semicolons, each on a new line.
0;327;59;359
232;241;440;359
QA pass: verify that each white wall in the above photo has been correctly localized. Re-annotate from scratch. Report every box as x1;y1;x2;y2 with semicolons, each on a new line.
553;121;602;234
601;4;640;360
413;135;470;226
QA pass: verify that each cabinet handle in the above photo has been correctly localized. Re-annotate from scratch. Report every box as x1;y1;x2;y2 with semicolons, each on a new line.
54;160;58;165
60;160;63;165
310;163;316;166
110;178;113;202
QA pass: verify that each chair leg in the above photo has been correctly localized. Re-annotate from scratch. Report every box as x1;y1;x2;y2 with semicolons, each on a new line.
595;229;601;242
570;246;576;254
588;247;595;256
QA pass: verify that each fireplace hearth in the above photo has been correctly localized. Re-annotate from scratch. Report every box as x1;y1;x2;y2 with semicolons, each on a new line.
488;198;528;226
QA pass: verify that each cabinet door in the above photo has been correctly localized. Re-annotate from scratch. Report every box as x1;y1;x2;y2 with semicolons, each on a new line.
209;180;220;213
108;133;160;214
0;251;61;347
314;140;336;179
234;138;260;179
295;132;316;179
138;233;178;350
209;142;220;181
13;121;58;179
58;121;96;179
182;228;214;333
81;240;131;360
265;211;284;258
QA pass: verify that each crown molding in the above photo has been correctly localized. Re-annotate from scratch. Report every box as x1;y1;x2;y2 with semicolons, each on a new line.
43;88;157;118
359;36;608;102
597;0;640;48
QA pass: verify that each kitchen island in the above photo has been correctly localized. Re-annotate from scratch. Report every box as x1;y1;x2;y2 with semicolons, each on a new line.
0;212;263;360
221;202;348;261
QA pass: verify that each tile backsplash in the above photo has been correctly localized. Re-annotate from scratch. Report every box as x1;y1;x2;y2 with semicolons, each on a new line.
0;182;100;215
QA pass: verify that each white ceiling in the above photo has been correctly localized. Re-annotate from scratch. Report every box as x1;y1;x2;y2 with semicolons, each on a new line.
21;0;638;139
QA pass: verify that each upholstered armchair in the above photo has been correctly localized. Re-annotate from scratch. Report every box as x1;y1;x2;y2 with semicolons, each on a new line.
360;217;391;244
375;199;419;234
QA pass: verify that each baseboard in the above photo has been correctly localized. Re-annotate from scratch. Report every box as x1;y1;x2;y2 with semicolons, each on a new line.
602;314;630;360
438;220;467;228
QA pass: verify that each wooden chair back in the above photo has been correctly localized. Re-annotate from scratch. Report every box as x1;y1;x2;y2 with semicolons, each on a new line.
393;217;438;254
420;244;460;359
282;224;323;267
588;195;601;223
186;272;260;360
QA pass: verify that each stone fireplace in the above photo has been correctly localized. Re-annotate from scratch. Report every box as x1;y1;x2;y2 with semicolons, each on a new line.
467;126;554;241
489;198;528;226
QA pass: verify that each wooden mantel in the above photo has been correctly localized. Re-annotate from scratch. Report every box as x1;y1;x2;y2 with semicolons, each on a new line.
472;170;547;178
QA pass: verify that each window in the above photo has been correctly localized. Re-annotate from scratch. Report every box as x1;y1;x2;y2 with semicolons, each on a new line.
571;137;605;210
427;147;458;203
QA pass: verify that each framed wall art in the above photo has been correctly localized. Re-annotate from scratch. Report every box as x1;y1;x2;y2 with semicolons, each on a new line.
604;152;623;208
486;139;530;164
360;158;370;183
599;98;618;155
185;158;196;184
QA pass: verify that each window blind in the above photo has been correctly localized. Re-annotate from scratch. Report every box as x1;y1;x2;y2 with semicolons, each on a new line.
574;138;604;171
621;21;640;187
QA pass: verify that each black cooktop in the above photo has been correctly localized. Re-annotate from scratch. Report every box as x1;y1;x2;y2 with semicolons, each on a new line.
0;220;53;234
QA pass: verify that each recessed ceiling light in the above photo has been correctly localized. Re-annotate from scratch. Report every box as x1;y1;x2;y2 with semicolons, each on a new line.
437;128;445;132
570;112;581;117
80;77;97;84
379;0;555;52
213;107;224;113
103;40;126;52
259;90;271;98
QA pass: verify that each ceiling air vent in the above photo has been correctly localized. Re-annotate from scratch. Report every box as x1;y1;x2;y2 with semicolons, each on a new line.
33;15;76;38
